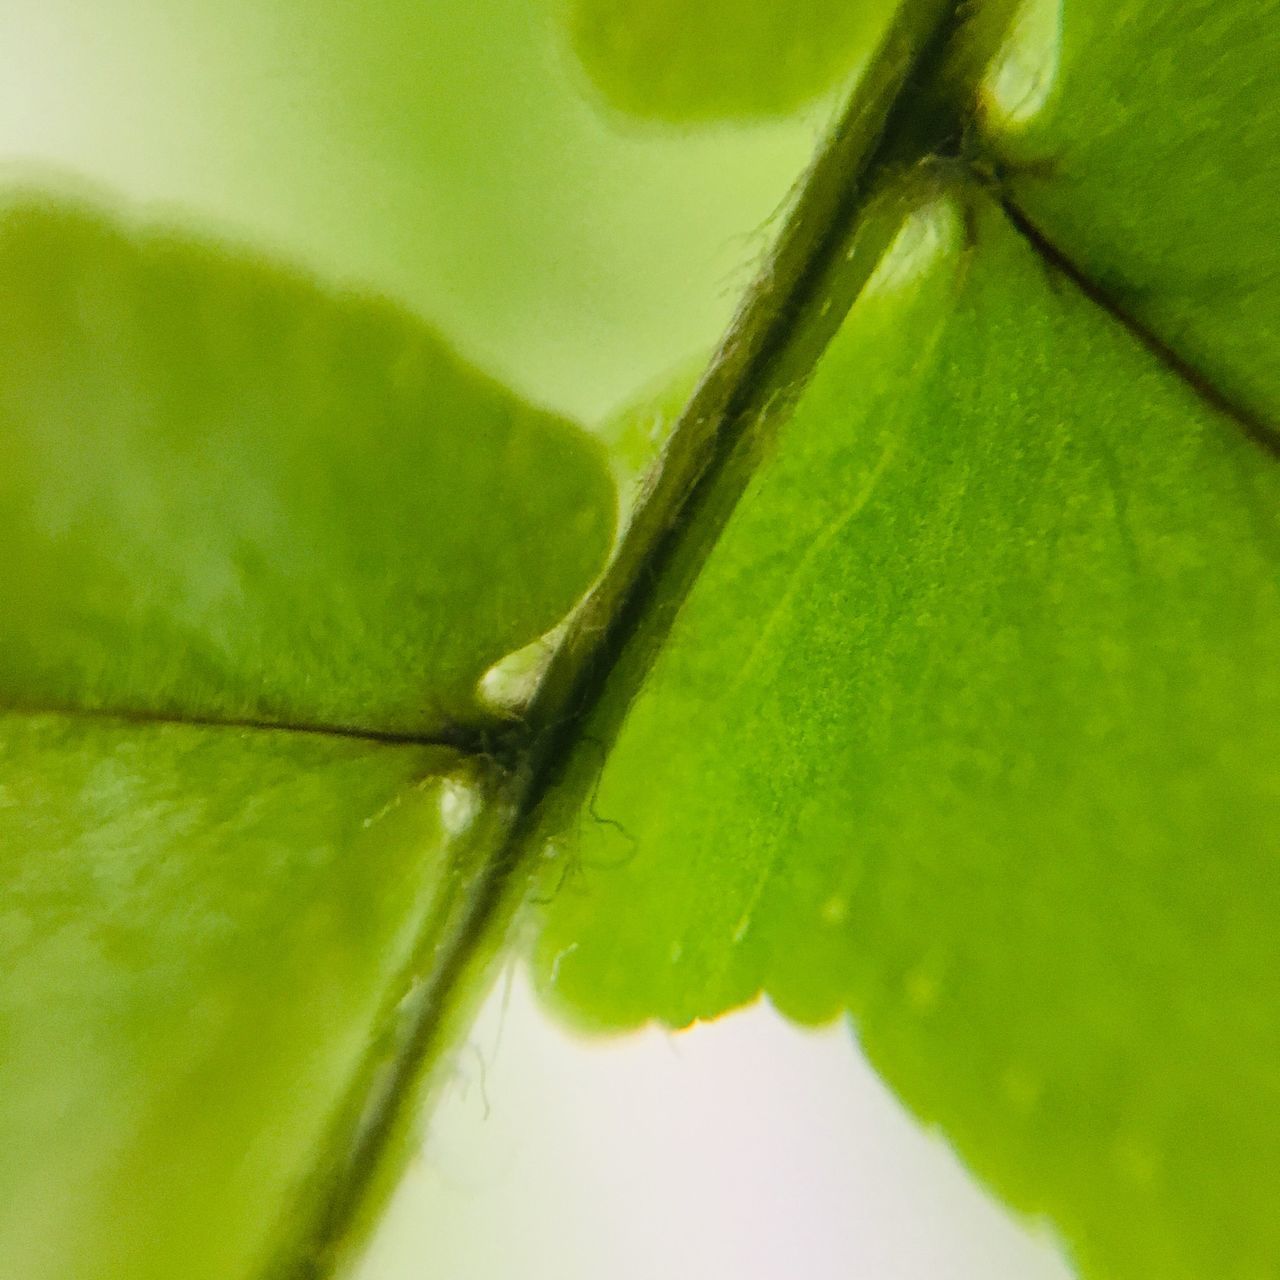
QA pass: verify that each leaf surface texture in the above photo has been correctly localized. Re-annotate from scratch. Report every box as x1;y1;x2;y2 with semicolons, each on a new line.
0;716;483;1280
979;0;1280;428
536;187;1280;1280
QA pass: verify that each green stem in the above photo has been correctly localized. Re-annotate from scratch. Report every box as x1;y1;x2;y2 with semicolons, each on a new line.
274;0;1030;1273
521;0;981;838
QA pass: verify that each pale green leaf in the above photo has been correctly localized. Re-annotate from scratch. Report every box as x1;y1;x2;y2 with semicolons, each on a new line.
0;715;482;1280
535;186;1280;1279
0;195;616;735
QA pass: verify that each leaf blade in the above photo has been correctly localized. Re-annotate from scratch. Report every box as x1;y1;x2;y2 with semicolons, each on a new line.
0;715;485;1280
0;194;616;736
976;0;1280;432
535;186;1280;1279
562;0;892;121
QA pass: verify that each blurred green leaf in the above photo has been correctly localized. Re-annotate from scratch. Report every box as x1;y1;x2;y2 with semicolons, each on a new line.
0;196;615;736
0;0;817;419
561;0;892;121
0;193;615;1278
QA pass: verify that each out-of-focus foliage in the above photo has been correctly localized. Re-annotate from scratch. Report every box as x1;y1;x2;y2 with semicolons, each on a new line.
536;190;1280;1280
0;196;613;1278
561;0;891;121
0;0;818;419
0;716;481;1280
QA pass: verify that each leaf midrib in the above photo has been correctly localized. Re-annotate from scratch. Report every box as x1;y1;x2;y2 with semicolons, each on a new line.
271;1;986;1272
995;190;1280;459
0;702;502;753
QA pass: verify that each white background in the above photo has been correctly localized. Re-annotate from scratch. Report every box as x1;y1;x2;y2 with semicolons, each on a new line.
358;971;1077;1280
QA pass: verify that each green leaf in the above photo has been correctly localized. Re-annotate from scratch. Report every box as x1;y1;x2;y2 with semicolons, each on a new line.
561;0;892;121
5;0;1280;1275
534;185;1280;1279
0;193;617;1278
0;715;484;1280
0;195;616;735
976;0;1280;428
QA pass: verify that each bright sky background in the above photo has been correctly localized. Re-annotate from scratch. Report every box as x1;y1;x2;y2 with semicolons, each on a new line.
357;970;1077;1280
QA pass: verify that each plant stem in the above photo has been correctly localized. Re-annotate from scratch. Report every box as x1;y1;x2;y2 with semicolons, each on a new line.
514;0;1029;858
276;0;1029;1273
